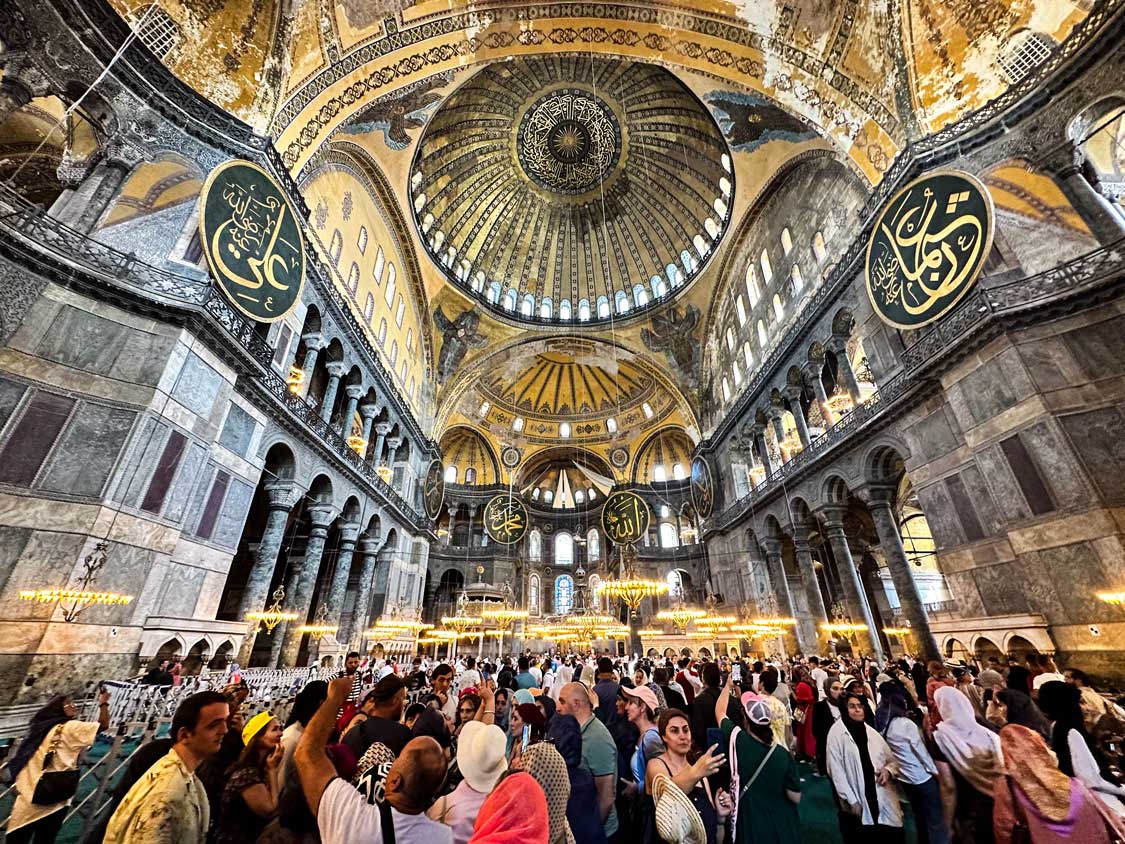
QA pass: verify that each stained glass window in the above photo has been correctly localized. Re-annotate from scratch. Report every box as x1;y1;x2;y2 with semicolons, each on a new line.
555;575;574;614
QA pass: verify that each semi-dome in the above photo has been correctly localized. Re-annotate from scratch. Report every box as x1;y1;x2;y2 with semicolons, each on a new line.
410;55;733;326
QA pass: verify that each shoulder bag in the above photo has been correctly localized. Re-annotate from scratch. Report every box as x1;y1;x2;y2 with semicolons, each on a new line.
31;725;80;806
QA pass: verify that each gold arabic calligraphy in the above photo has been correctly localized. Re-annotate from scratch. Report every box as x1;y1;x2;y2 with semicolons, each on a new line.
603;492;648;544
485;498;526;543
869;180;986;324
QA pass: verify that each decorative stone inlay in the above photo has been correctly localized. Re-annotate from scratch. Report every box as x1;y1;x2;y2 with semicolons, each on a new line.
517;89;621;195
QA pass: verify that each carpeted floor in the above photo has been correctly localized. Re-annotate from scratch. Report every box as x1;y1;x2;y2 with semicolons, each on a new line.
795;759;919;843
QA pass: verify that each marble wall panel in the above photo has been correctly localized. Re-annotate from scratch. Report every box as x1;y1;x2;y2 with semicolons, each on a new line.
941;569;987;618
164;443;208;524
950;348;1033;428
915;480;967;549
1018;335;1083;395
39;404;136;497
1058;406;1125;505
959;463;1004;536
213;478;254;549
0;531;87;620
1063;315;1125;382
218;402;257;459
0;376;26;431
1020;541;1120;625
156;563;207;618
971;562;1032;615
15;652;139;704
170;352;222;419
34;307;127;375
118;418;168;506
0;525;32;597
974;444;1033;523
115;329;178;387
906;406;962;464
1021;419;1092;509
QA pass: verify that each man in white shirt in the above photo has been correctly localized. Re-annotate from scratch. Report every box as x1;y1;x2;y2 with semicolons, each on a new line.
459;656;481;692
297;676;452;844
809;656;829;700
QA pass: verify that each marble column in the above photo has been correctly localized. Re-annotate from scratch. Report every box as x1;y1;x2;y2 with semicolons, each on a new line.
1046;145;1125;246
279;505;337;667
804;363;835;425
818;507;883;660
325;521;361;627
237;480;300;666
761;538;807;653
752;425;774;477
320;362;347;424
63;154;131;234
865;492;940;663
342;535;385;649
371;422;392;466
298;333;326;399
385;436;402;468
445;505;458;546
359;404;379;458
768;408;790;463
783;386;811;448
792;534;828;630
827;336;862;404
341;385;364;437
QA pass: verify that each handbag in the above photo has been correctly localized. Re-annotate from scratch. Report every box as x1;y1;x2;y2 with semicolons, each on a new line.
1006;777;1032;844
31;726;79;806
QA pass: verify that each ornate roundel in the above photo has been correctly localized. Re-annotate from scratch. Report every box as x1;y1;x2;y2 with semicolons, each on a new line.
422;458;445;521
517;88;622;195
601;489;651;546
690;456;714;519
609;447;630;470
482;494;529;545
501;446;522;469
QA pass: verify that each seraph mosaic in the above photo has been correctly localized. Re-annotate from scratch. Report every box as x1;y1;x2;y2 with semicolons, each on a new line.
705;91;816;153
340;72;455;150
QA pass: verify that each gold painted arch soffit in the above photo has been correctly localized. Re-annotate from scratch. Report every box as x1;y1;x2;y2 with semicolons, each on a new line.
272;2;904;180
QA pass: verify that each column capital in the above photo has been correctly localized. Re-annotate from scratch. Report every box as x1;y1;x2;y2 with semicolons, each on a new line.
338;521;362;545
825;334;849;355
302;331;328;350
359;402;381;420
446;504;458;516
857;484;898;509
749;422;767;437
767;404;784;421
1040;140;1082;178
782;384;804;402
374;422;393;436
790;534;812;553
307;503;337;529
386;436;403;449
263;480;301;510
760;537;783;557
345;384;365;400
802;360;825;380
325;360;348;378
815;504;849;530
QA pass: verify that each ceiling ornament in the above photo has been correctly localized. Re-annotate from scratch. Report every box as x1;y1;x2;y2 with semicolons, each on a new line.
517;88;622;195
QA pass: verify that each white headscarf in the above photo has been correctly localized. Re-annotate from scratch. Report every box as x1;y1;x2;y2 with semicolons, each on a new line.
549;665;574;701
932;685;1004;795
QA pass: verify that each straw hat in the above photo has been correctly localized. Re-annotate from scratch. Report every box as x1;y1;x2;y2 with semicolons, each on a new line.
652;775;707;844
456;721;508;793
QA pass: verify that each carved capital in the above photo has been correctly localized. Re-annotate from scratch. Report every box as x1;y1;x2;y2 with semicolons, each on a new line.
325;360;348;378
345;384;365;400
263;480;301;511
301;331;328;350
374;422;393;436
338;520;362;545
307;503;338;529
359;402;381;420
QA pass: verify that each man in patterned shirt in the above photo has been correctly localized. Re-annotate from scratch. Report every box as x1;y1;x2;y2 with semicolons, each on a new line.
335;652;364;704
106;691;229;844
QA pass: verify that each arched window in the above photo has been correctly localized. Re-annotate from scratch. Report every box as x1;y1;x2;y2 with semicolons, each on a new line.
521;294;534;317
587;529;600;561
597;296;610;318
733;359;743;385
660;523;679;549
998;30;1056;84
357;226;368;254
555;575;575;614
559;422;571;438
384;267;396;306
719;176;732;196
503;289;516;311
736;296;747;326
681;249;698;273
464;467;477;484
390;341;399;365
574;490;585;504
373;247;385;283
781;227;793;255
406;329;414;352
606;417;617;433
642;402;654;419
772;293;785;322
667;263;684;287
757;320;768;348
743;340;754;369
395;295;405;326
413;193;426;213
666;569;684;598
512;417;524;432
693;234;710;258
529;574;541;615
432;231;445;251
633;284;648;307
726;328;736;351
364;293;375;322
443;465;457;483
791;264;804;293
488;281;501;304
472;272;485;292
421;213;435;234
722;377;731;402
578;299;591;321
378;318;388;345
760;250;773;282
529;529;541;561
329;230;343;265
745;267;760;306
559;299;572;320
654;463;667;482
672;462;686;480
540;297;553;319
812;231;828;264
128;4;181;59
615;290;630;313
588;574;603;611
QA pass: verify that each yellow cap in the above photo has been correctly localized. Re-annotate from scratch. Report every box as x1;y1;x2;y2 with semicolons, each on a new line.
242;711;275;745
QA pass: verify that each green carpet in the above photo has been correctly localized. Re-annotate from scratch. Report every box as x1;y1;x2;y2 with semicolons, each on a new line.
794;760;919;843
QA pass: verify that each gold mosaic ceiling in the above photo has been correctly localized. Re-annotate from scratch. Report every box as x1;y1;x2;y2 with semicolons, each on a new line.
410;56;732;324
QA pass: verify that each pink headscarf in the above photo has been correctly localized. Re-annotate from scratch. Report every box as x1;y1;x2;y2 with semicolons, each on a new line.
470;772;548;844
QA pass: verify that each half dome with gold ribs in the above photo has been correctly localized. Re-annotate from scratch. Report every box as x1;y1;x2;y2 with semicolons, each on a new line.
410;55;734;326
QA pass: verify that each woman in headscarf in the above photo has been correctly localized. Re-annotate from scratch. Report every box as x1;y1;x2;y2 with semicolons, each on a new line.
548;664;573;702
827;693;904;843
932;685;1004;844
1006;664;1032;695
518;740;573;844
7;691;110;844
547;714;607;844
926;662;956;727
844;678;876;725
469;771;548;844
813;676;846;776
535;694;556;726
429;721;507;844
990;688;1051;739
876;684;948;844
992;724;1125;844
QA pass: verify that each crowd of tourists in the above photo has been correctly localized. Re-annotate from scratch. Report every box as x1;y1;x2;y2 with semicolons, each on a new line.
5;649;1125;844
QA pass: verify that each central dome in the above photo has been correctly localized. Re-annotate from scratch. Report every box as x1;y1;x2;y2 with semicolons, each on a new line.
410;57;733;325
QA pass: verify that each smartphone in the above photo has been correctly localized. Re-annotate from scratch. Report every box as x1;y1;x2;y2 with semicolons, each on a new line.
521;725;531;752
732;664;742;682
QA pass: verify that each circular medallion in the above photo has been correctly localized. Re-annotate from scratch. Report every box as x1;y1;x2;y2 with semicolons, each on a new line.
517;88;622;195
609;447;630;470
198;160;306;323
865;169;994;330
690;456;714;519
501;446;522;469
600;489;650;546
422;458;445;521
482;494;529;545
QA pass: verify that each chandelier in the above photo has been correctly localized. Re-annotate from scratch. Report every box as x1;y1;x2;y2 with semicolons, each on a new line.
298;604;338;637
882;627;911;637
636;628;666;637
286;365;305;394
20;542;135;623
1097;592;1125;605
346;435;368;454
827;392;853;419
597;548;668;616
821;622;869;634
656;606;706;630
247;585;299;633
564;613;617;641
442;612;484;634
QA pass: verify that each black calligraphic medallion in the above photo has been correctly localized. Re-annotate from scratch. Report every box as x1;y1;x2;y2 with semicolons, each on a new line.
198;159;306;322
600;489;650;546
422;459;445;521
690;456;714;519
483;494;529;545
865;169;993;330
